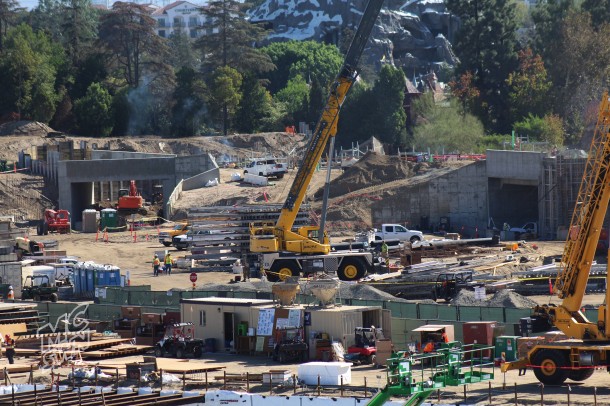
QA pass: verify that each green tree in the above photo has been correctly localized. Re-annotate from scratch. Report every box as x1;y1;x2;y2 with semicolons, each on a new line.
371;65;407;146
168;31;199;70
196;0;273;74
412;99;485;153
0;0;23;52
261;40;343;94
0;24;64;122
61;0;98;66
530;0;575;81
234;74;273;133
97;2;172;88
275;74;309;124
74;82;113;136
28;0;63;42
445;0;519;132
581;0;610;28
541;11;610;140
506;48;551;122
208;66;242;134
513;113;564;147
171;67;208;136
336;81;375;147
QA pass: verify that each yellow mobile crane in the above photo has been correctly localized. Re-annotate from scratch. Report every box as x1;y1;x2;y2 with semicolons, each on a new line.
502;92;610;385
249;0;384;282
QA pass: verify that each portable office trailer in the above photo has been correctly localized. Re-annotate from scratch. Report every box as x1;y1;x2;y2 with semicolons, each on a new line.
181;297;275;352
306;305;390;349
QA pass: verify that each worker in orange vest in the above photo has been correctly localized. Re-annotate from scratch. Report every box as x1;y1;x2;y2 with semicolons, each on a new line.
423;340;435;353
5;336;15;364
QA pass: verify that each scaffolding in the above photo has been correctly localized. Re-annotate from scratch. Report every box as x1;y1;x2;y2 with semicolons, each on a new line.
540;155;586;240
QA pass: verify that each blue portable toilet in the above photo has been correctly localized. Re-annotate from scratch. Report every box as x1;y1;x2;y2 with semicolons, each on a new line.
79;268;87;296
108;266;120;286
73;267;81;295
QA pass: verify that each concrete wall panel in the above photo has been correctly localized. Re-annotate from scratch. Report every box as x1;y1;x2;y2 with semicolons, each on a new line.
486;150;544;181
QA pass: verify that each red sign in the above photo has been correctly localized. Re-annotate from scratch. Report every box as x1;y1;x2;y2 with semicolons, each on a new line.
189;273;198;283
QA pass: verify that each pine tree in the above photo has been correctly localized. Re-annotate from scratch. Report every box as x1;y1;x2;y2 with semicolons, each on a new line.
446;0;519;132
196;0;273;75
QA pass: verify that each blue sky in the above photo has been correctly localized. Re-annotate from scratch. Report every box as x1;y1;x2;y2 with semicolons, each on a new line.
19;0;39;10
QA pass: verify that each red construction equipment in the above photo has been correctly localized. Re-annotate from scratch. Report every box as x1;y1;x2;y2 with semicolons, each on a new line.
37;209;71;235
117;180;145;214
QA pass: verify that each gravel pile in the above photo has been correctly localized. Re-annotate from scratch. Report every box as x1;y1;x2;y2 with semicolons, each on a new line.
487;290;538;308
451;289;537;308
188;280;407;302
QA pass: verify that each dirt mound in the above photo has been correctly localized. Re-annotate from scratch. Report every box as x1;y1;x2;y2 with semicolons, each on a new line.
0;121;53;137
316;152;413;199
451;289;537;308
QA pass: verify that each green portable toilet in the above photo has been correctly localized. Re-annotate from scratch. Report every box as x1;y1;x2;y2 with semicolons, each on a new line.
100;208;118;231
495;335;520;361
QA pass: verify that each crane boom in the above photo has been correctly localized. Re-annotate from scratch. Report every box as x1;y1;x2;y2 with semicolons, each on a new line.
535;92;610;340
250;0;384;255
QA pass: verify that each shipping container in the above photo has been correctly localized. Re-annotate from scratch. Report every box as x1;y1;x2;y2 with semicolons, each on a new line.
463;321;504;359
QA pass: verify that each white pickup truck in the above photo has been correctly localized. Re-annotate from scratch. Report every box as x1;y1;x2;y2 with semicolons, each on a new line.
243;158;287;178
374;224;423;243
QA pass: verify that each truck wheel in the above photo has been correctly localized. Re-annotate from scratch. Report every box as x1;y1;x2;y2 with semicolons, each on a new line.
37;222;43;236
193;345;203;358
268;260;299;282
154;346;164;357
33;295;41;302
367;354;376;365
532;349;569;385
410;236;421;243
163;242;172;247
431;289;438;302
259;172;264;176
569;369;594;381
50;293;58;303
277;173;284;179
337;258;366;281
43;222;49;235
176;347;185;359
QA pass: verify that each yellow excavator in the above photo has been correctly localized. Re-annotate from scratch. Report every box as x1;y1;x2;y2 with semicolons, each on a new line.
502;92;610;384
249;0;384;282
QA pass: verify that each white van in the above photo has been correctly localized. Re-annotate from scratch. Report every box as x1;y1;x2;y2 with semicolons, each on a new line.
243;158;287;179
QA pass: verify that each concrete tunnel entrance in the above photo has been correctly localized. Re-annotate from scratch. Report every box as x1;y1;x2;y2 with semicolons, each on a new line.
70;182;94;224
488;178;538;230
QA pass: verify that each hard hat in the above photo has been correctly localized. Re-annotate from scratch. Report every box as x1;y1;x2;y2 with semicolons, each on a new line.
8;286;12;290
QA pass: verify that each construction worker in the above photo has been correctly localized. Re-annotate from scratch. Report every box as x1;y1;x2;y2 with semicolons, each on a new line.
164;253;172;275
7;286;14;300
5;336;15;364
153;255;160;277
423;340;435;353
381;241;389;264
441;331;449;343
242;256;250;281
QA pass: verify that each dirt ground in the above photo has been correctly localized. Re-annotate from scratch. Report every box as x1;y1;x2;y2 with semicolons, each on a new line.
20;230;610;404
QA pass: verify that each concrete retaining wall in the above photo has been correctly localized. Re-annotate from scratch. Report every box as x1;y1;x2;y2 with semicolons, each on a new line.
182;168;221;191
166;179;183;219
371;161;488;235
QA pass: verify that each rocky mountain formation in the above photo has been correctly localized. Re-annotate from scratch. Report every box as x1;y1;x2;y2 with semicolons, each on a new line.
249;0;458;77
